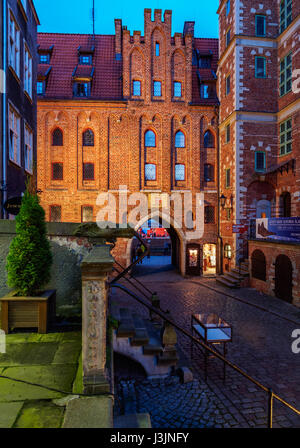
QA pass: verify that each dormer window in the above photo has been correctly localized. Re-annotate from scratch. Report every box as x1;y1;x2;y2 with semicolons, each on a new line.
79;54;92;65
73;81;91;97
39;53;50;64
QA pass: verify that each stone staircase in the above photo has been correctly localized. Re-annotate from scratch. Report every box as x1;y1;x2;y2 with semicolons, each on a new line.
216;260;249;289
112;307;179;379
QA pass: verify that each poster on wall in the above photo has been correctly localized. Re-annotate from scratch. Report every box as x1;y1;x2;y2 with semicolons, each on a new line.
256;218;300;242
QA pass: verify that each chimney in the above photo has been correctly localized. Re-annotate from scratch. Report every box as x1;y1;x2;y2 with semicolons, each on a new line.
114;19;122;60
183;21;195;38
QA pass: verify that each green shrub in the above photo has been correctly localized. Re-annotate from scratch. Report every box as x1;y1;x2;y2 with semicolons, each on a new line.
6;190;53;296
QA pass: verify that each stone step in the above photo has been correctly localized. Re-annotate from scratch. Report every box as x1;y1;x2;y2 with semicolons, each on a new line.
223;274;240;285
131;329;149;346
117;308;135;338
231;267;249;277
226;271;244;281
216;276;240;289
157;352;179;366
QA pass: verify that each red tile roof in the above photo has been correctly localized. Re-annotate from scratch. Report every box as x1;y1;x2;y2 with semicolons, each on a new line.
37;33;123;100
37;33;219;104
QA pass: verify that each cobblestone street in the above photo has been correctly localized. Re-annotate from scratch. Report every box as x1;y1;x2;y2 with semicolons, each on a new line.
111;259;300;428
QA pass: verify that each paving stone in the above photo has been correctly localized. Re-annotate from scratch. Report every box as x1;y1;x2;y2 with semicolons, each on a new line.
0;401;24;428
14;401;64;428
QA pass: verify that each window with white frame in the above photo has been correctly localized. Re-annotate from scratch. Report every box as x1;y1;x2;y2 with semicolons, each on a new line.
145;163;156;181
9;12;20;77
24;124;33;173
9;105;21;165
24;45;33;97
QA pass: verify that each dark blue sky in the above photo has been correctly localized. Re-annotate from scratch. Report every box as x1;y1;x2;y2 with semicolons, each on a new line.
34;0;219;38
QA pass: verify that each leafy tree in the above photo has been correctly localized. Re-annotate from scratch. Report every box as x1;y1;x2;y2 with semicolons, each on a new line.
6;190;52;296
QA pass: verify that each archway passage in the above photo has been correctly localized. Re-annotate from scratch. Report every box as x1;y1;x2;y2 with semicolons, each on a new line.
131;218;180;276
275;254;293;303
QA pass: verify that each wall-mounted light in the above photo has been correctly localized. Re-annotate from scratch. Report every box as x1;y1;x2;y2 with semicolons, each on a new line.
220;194;226;209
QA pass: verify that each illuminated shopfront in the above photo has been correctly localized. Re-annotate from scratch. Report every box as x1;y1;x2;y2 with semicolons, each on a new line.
203;243;216;275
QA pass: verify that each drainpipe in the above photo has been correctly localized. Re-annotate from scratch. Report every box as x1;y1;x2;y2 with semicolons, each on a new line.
2;0;7;219
216;105;223;275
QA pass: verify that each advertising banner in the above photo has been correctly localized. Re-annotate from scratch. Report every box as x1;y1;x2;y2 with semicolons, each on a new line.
256;218;300;242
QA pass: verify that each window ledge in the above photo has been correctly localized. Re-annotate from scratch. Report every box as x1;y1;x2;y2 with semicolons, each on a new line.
8;66;21;84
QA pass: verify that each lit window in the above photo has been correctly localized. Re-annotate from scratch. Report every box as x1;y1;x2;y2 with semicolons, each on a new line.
279;53;292;96
52;163;63;180
226;29;231;47
133;80;141;96
201;84;209;99
255;152;266;172
9;12;20;77
79;55;92;65
83;163;95;180
145;163;156;181
225;168;230;188
204;130;214;148
24;45;33;97
9;105;20;165
280;118;292;156
224;244;232;259
153;81;162;97
174;82;182;97
39;54;49;64
255;57;266;78
204;164;214;182
37;81;44;95
83;129;94;146
175;164;185;181
175;131;185;148
73;82;91;97
52;128;63;146
50;206;61;222
226;0;230;16
24;124;33;173
226;124;230;143
82;206;93;222
280;0;292;34
256;15;266;36
226;75;230;95
145;130;156;147
155;42;160;56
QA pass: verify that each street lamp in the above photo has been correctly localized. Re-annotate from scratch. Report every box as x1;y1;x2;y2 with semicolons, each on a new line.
220;194;226;209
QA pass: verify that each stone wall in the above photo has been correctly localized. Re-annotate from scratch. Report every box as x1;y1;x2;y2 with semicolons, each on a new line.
0;220;92;314
249;239;300;308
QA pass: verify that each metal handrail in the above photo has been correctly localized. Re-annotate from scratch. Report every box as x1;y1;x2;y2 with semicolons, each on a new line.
109;230;150;285
110;282;300;428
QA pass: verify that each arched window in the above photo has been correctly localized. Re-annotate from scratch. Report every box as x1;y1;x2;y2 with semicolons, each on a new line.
251;249;266;281
145;130;156;147
204;130;214;148
52;128;63;146
175;131;185;148
280;192;291;217
83;129;94;146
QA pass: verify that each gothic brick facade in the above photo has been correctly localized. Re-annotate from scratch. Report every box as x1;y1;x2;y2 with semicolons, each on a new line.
37;9;219;276
217;0;300;274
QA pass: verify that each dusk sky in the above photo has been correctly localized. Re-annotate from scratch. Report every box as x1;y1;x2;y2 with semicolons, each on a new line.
34;0;219;38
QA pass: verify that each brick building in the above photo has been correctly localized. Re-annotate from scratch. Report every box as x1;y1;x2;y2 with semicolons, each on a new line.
1;0;39;218
217;0;300;305
37;9;220;276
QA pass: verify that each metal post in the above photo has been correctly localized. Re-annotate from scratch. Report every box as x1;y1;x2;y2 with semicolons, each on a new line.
268;388;273;428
